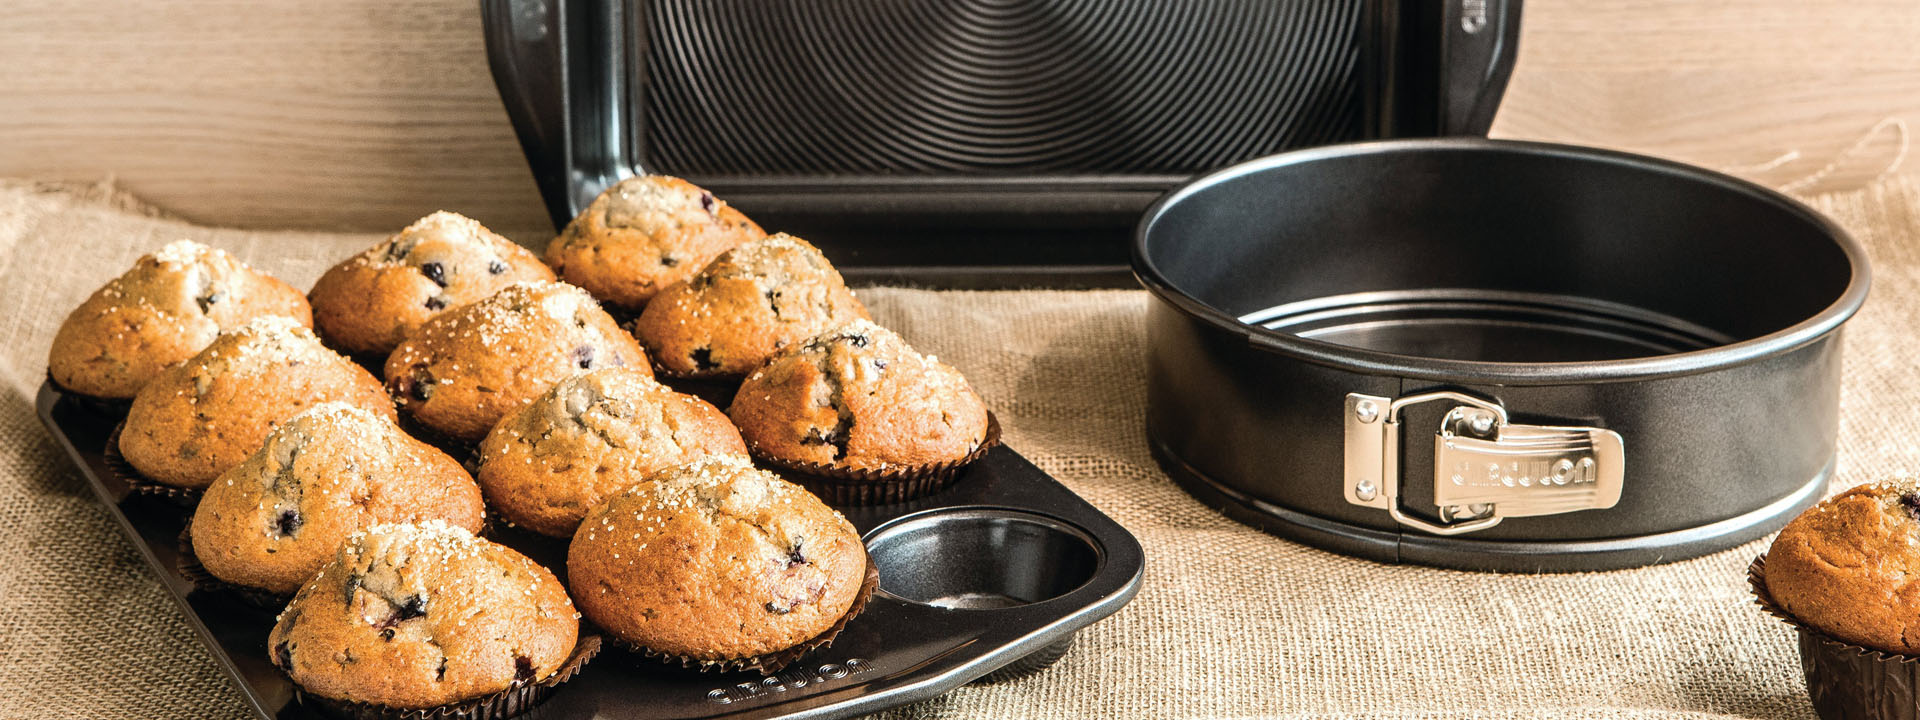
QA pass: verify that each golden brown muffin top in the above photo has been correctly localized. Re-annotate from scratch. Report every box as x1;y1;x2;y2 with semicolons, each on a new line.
49;240;312;398
191;402;485;595
384;280;652;442
545;175;765;311
633;233;870;376
188;315;343;380
1767;478;1920;653
567;455;866;661
729;319;989;471
119;315;396;488
476;367;746;537
388;280;617;361
270;521;578;709
309;211;554;355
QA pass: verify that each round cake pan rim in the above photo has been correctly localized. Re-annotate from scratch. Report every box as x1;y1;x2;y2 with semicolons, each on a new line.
1130;138;1871;385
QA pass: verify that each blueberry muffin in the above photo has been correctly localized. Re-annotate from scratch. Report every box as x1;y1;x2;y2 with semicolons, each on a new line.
190;403;485;595
385;281;652;443
545;175;766;312
476;368;747;537
728;320;991;473
631;234;870;377
269;521;579;710
49;240;311;400
567;455;868;669
119;316;394;488
1765;478;1920;653
309;211;555;356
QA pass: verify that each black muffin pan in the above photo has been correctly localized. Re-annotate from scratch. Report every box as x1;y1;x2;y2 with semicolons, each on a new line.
35;382;1143;719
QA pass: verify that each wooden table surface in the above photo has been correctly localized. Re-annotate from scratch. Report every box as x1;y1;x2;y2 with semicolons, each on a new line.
1;0;1915;238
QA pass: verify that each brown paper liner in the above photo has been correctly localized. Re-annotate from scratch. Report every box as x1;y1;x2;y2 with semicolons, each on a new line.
753;412;1001;506
624;558;880;676
175;523;293;613
296;634;603;720
1750;554;1920;720
103;422;203;508
45;370;134;416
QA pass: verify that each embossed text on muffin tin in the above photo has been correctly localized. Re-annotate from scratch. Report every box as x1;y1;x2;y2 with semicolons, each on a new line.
705;658;874;704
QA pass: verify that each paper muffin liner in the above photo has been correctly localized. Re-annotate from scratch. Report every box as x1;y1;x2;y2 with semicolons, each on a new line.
103;421;203;508
175;523;293;613
752;412;1001;506
295;634;603;720
1750;554;1920;720
45;369;134;416
626;557;880;676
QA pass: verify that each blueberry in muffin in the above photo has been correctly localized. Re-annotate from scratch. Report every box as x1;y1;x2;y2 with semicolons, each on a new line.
728;319;990;474
268;521;579;710
190;402;485;595
384;281;651;443
309;211;554;356
631;233;869;378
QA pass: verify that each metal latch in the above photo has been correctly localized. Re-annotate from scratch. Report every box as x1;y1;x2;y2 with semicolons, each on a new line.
1343;391;1624;536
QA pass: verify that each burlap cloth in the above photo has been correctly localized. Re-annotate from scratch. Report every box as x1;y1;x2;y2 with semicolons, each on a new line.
3;176;1918;720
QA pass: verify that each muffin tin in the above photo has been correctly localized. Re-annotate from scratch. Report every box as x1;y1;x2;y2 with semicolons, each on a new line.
36;381;1143;719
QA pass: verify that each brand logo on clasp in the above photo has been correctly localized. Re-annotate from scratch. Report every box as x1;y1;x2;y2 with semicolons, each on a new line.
706;658;873;704
1461;0;1488;33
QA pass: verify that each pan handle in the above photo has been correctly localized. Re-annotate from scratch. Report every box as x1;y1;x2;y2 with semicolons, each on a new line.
481;0;577;230
1437;0;1524;135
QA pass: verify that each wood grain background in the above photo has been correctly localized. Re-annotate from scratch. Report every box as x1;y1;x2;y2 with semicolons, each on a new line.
2;0;1915;238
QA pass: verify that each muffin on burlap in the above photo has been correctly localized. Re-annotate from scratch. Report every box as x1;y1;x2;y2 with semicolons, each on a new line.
545;175;766;312
729;320;992;478
49;239;311;400
567;455;871;672
1754;477;1920;718
476;367;746;538
385;281;651;443
1765;478;1920;652
269;521;581;712
309;211;554;356
189;403;485;596
118;316;394;488
631;233;870;378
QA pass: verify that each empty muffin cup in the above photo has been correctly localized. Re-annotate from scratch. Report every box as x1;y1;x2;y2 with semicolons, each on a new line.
868;507;1099;609
867;508;1101;679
